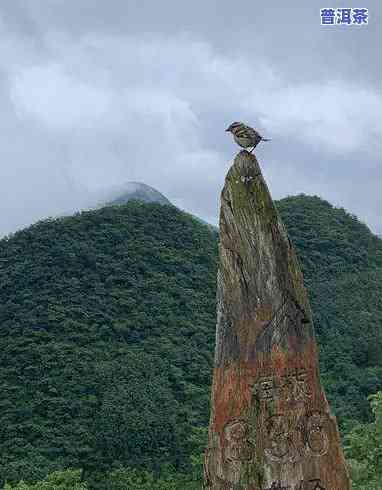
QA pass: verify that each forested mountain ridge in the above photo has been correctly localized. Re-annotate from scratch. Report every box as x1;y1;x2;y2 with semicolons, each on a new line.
0;202;218;486
277;196;382;423
0;195;381;486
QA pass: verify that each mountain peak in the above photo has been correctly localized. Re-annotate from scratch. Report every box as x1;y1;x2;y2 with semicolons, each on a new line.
102;181;172;207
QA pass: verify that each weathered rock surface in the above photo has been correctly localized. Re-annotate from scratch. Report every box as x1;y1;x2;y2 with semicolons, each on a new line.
204;151;350;490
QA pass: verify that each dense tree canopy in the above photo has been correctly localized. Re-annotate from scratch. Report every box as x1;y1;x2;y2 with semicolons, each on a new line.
277;195;382;424
0;196;381;486
345;391;382;489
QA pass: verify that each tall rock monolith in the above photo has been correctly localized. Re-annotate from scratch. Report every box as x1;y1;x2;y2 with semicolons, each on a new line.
204;151;350;490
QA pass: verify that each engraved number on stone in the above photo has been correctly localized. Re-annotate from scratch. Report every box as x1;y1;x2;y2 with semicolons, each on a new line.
223;420;254;463
264;414;304;463
306;412;329;456
264;415;290;462
263;412;329;462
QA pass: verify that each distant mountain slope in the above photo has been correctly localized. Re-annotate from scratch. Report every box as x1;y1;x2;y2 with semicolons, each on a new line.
277;195;382;283
277;195;382;423
0;202;218;485
0;195;381;485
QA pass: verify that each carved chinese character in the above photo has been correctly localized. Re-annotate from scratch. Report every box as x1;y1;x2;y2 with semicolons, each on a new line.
279;369;310;402
254;376;277;401
292;369;311;401
255;368;311;405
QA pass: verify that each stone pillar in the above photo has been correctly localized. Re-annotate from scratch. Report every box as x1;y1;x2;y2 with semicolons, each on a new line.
204;151;350;490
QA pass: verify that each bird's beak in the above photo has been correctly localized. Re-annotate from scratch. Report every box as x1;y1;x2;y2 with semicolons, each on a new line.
225;128;230;132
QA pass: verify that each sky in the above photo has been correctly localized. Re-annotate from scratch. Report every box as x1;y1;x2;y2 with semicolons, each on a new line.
0;1;381;237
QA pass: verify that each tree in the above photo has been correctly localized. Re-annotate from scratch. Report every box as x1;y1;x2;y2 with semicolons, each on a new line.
345;391;382;489
4;470;87;489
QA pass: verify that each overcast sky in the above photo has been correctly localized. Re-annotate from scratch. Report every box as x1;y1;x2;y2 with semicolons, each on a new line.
0;1;381;237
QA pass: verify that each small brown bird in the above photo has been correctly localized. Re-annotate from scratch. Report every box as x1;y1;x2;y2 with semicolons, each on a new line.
226;121;271;152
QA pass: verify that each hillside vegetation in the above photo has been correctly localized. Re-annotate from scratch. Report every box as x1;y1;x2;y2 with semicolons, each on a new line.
277;196;382;423
0;195;381;486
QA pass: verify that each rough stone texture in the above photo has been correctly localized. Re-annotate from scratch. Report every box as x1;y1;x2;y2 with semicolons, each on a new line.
204;151;350;490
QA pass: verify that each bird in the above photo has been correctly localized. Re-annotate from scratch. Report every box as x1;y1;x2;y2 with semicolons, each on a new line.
225;122;271;152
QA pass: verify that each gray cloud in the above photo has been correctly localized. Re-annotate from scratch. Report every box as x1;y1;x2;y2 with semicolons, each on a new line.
0;1;381;237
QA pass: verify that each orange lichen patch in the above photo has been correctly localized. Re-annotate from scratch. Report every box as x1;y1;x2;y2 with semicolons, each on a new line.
211;339;322;435
269;340;318;370
211;362;252;433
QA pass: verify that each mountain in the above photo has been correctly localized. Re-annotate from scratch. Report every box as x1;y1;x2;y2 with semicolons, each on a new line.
100;182;172;207
0;202;218;486
0;195;381;486
276;195;382;423
100;181;217;231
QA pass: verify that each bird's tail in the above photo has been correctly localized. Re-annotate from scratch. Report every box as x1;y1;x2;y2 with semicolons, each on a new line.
261;138;271;141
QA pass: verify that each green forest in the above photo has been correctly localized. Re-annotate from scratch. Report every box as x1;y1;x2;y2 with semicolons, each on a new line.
0;196;381;488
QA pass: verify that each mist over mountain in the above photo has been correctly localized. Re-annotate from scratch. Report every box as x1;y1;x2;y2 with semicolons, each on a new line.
99;181;173;207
